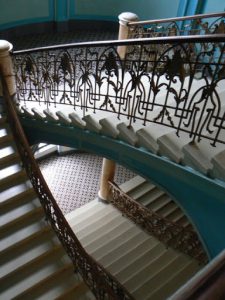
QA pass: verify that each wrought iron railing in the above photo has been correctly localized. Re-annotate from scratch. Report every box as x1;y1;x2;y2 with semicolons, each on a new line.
13;34;225;146
1;78;134;300
127;12;225;38
109;181;208;265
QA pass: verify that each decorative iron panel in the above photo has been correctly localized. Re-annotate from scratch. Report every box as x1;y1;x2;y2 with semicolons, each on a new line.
128;12;225;39
109;181;208;265
13;36;225;146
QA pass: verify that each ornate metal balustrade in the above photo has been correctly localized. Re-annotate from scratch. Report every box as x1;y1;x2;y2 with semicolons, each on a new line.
108;181;208;265
1;78;134;300
13;35;225;146
127;12;225;38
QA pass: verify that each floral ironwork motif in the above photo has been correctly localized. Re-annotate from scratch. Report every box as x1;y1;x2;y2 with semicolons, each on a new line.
108;181;208;265
2;81;134;300
128;12;225;39
13;31;225;146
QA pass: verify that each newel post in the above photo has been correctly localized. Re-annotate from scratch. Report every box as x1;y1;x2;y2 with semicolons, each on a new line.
98;158;116;201
117;12;139;59
0;40;16;96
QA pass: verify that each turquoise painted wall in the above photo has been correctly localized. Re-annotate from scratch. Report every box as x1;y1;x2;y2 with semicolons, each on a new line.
0;0;181;31
202;0;225;13
72;0;180;21
0;0;224;32
0;0;53;30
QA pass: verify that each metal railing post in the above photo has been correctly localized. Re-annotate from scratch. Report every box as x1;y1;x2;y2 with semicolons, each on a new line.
117;12;139;59
98;158;116;201
0;40;16;96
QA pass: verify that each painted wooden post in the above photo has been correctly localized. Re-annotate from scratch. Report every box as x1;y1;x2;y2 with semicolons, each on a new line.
0;40;16;96
98;158;116;201
117;12;139;59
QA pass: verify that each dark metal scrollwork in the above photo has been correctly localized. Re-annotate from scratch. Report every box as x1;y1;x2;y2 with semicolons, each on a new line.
108;181;208;265
14;32;225;146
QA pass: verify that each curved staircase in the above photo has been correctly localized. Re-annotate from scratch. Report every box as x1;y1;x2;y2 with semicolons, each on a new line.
0;101;206;299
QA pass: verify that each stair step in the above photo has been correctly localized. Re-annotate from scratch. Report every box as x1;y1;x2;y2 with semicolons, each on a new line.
0;187;37;214
79;213;124;246
69;201;117;232
1;206;45;240
55;281;91;300
133;253;190;299
85;217;135;255
0;114;7;125
127;180;155;200
13;263;76;300
119;175;146;193
111;238;162;279
1;226;57;277
139;188;165;207
124;248;179;290
0;245;66;299
146;260;200;300
96;228;148;266
0;224;53;266
0;169;27;192
0;133;14;149
0;196;40;227
0;151;20;169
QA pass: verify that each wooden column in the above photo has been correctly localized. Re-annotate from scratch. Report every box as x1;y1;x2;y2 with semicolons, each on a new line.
98;158;116;201
0;40;16;96
117;12;139;59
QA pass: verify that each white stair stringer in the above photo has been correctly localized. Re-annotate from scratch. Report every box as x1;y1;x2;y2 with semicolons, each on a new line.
66;195;203;300
0;112;95;300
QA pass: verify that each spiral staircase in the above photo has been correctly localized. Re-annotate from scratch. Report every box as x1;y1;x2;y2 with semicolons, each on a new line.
1;11;225;300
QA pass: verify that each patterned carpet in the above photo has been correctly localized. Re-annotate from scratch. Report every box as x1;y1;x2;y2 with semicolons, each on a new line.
39;152;136;214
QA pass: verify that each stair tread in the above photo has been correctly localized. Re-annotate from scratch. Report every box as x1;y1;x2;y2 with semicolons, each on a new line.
13;263;76;300
0;169;28;191
110;238;161;277
134;253;192;299
0;245;67;299
0;151;20;169
0;187;37;213
146;260;201;300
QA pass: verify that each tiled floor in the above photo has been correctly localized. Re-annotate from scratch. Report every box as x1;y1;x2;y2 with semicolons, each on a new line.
39;152;136;215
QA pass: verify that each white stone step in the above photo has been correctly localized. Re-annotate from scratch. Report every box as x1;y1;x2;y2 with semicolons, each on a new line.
67;199;202;299
0;133;14;149
211;149;225;181
0;195;40;227
91;226;146;263
157;96;225;165
0;245;66;300
133;254;192;300
0;187;36;214
146;260;200;300
0;169;28;192
137;123;175;154
13;263;75;300
119;175;146;193
182;132;225;177
0;151;20;169
112;239;163;280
